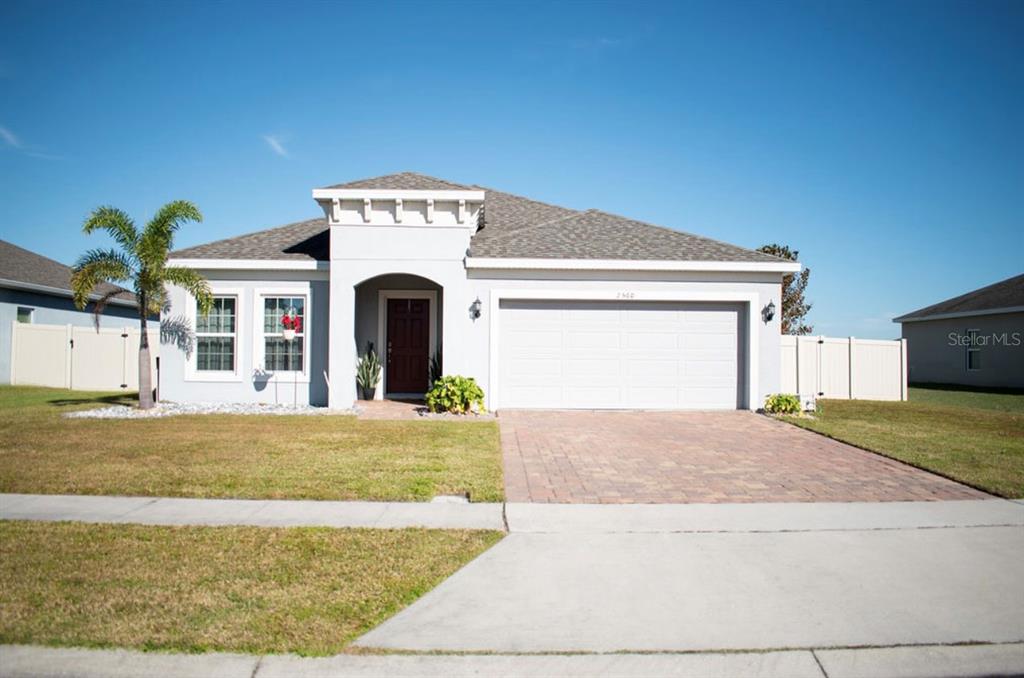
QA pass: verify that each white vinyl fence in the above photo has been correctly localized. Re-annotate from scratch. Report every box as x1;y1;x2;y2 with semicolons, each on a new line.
10;322;158;392
780;335;908;402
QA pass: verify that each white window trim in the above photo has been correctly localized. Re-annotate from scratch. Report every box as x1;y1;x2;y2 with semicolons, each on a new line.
185;287;244;382
487;289;761;412
376;289;438;400
254;285;312;383
966;328;982;371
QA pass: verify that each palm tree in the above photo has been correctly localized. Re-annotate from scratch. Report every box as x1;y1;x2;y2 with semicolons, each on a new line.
71;201;213;409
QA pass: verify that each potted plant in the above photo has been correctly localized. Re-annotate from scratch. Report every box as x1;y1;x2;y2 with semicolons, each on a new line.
356;341;381;400
281;311;301;341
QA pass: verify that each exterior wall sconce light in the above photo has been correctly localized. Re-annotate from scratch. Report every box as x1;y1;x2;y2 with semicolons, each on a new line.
470;297;482;320
763;301;776;323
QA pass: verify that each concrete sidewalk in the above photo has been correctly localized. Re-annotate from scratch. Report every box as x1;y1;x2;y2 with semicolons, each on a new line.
3;643;1024;678
0;493;504;530
355;499;1024;653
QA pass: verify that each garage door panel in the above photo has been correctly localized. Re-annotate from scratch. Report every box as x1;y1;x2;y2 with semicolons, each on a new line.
564;386;623;408
625;332;679;349
625;359;679;382
678;387;738;409
506;328;563;349
504;386;563;406
566;331;620;349
498;300;743;410
505;358;563;383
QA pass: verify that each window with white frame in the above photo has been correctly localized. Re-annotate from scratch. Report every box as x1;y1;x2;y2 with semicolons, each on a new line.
966;329;981;371
195;296;237;371
262;296;305;372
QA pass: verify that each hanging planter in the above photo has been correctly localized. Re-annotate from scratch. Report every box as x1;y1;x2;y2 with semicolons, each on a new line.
280;312;301;342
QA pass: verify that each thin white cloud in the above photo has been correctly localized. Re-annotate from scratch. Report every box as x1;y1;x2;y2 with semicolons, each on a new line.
0;125;22;149
262;134;289;157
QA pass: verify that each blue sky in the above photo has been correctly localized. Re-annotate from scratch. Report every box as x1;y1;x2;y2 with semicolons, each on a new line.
1;0;1021;338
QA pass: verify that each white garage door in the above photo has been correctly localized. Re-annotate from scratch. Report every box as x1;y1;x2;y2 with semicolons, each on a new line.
497;300;744;410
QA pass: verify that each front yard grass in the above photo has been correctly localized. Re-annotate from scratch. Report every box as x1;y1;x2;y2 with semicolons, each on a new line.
785;387;1024;498
0;520;501;655
0;386;503;502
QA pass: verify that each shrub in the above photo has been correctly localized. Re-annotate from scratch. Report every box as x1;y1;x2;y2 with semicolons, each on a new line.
426;375;486;415
764;393;802;415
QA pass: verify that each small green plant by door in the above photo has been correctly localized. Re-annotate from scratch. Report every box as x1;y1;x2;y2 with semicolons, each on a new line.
355;341;382;400
426;375;486;414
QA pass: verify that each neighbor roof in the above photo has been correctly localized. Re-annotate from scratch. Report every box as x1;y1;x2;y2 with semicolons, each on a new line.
170;172;784;264
0;239;135;304
895;273;1024;322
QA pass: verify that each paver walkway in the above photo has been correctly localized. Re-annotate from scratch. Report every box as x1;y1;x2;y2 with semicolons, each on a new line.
501;410;989;503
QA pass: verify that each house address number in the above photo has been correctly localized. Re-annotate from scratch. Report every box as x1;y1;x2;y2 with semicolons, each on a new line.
616;291;636;299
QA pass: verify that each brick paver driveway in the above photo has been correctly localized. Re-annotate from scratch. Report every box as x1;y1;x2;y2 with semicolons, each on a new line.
500;410;988;503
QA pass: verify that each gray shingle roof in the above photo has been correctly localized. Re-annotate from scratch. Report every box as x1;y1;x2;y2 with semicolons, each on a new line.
170;172;784;264
0;239;134;303
469;208;781;262
895;273;1024;321
171;218;329;261
324;172;474;191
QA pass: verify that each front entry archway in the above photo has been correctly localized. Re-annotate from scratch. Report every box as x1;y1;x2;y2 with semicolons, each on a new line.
354;274;441;401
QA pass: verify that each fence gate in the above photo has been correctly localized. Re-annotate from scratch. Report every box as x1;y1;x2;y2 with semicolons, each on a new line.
780;335;908;402
10;322;157;391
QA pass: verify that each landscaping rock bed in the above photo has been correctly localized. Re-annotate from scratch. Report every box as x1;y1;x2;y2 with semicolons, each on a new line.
65;402;355;419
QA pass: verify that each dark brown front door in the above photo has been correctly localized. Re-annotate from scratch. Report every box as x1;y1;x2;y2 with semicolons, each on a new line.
386;298;430;394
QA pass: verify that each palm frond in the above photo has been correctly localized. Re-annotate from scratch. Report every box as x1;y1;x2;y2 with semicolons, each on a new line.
161;266;214;315
138;200;202;269
83;206;139;254
70;249;134;310
88;288;130;331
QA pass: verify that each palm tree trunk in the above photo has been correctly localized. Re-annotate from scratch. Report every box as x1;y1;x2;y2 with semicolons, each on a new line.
137;298;154;410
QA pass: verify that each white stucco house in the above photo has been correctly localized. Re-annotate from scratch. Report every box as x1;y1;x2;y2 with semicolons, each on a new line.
163;172;800;410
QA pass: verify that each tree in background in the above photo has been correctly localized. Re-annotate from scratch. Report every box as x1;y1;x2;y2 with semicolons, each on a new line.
758;243;812;335
71;201;213;409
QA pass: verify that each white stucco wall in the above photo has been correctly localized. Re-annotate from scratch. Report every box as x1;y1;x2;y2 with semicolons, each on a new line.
160;271;330;406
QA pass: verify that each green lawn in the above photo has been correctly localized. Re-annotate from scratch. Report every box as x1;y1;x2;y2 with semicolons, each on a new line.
0;521;501;655
0;386;503;502
785;387;1024;498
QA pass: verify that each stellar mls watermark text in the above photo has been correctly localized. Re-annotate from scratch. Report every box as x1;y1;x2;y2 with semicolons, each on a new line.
947;332;1022;347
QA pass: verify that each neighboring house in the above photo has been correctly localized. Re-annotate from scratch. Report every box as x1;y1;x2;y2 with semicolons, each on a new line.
894;274;1023;389
164;172;799;410
0;239;149;385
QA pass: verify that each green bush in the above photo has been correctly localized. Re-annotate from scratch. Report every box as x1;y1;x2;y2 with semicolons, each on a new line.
425;375;486;415
764;393;802;415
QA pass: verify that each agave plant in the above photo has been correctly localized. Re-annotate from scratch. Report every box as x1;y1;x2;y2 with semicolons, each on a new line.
70;201;213;409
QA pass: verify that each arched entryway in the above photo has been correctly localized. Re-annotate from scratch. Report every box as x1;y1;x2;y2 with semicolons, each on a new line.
353;273;443;399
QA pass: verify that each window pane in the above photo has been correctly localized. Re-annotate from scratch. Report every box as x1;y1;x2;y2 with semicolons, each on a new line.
264;337;304;371
196;336;235;371
16;307;33;324
264;296;305;333
197;297;235;334
968;350;981;370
